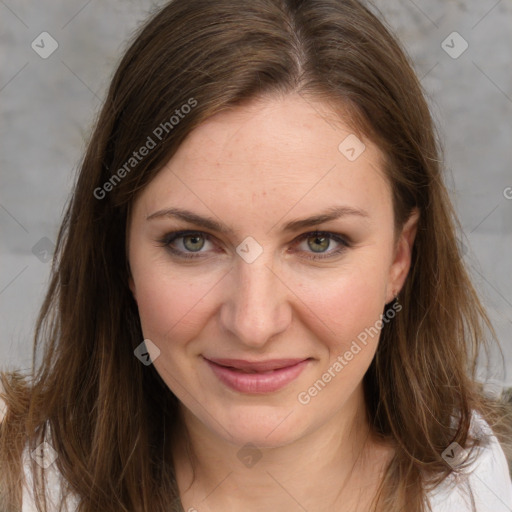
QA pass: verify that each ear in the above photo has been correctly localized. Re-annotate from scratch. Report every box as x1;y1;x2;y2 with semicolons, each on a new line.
386;208;420;303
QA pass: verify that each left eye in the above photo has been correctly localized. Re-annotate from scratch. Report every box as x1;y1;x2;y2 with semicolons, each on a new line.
178;233;208;252
294;231;349;259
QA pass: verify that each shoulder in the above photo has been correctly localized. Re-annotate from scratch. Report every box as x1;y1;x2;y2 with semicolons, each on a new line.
1;378;79;511
1;383;78;512
427;410;512;512
20;431;80;512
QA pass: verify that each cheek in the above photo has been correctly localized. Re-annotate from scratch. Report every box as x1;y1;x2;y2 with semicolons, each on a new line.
296;261;387;346
131;260;222;344
296;272;385;408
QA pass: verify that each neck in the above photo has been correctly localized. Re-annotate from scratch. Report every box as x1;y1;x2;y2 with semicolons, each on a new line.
172;384;391;512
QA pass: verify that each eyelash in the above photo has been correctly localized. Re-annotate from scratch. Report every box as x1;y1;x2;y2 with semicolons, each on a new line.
156;230;350;261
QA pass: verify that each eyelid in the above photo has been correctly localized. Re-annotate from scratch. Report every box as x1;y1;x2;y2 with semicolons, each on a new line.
157;229;350;260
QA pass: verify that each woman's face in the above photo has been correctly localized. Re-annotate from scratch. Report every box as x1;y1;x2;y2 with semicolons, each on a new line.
128;93;417;448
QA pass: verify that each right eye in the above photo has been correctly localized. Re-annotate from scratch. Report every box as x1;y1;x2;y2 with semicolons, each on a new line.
158;230;217;259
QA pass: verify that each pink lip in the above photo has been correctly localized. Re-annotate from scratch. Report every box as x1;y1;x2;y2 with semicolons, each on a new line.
204;357;310;394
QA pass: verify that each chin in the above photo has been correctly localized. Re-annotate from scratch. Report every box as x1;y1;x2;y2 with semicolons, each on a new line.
208;404;308;448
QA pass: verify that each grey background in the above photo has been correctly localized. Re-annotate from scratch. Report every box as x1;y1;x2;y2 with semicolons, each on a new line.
1;1;511;389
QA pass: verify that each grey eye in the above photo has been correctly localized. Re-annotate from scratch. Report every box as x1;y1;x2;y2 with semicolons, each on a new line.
182;234;206;252
307;235;331;253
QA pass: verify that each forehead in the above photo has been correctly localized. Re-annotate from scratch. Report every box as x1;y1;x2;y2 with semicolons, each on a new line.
136;93;392;223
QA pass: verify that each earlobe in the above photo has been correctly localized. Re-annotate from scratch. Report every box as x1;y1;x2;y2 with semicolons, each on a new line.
386;208;420;303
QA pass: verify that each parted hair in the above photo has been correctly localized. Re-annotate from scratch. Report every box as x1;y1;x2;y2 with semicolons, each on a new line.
1;0;511;510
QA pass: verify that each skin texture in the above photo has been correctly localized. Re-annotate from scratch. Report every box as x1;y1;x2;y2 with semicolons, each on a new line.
128;93;419;511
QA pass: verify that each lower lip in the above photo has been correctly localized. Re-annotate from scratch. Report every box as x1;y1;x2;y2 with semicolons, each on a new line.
205;359;309;394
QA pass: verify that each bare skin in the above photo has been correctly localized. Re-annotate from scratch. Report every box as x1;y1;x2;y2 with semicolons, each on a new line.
172;387;395;512
128;93;417;511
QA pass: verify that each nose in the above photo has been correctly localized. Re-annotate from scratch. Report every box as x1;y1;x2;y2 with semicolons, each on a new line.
219;257;292;349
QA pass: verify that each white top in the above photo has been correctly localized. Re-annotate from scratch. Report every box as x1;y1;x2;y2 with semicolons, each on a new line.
427;414;512;512
1;391;511;511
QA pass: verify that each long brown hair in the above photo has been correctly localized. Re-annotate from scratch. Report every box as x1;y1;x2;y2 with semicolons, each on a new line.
1;0;511;510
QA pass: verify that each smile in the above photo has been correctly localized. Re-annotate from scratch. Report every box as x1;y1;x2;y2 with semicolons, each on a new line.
203;357;311;394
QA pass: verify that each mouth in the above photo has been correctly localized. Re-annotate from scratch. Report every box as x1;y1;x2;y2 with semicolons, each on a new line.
203;357;311;394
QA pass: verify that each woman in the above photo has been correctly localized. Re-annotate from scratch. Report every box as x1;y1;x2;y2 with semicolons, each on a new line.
1;0;511;510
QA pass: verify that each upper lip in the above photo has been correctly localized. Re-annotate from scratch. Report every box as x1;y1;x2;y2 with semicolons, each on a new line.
204;357;309;372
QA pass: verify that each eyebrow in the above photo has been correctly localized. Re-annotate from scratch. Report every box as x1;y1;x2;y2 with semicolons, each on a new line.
146;205;369;233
